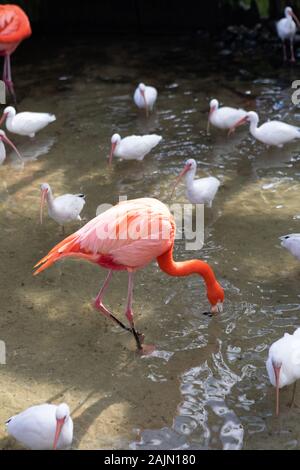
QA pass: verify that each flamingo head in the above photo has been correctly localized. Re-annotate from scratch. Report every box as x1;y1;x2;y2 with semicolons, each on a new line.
40;183;50;224
53;403;70;450
285;6;300;27
109;133;121;166
138;83;149;116
208;282;224;314
0;129;23;161
171;159;196;197
272;359;282;417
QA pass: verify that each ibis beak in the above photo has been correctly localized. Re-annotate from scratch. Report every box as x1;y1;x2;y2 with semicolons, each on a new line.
141;90;149;117
53;418;65;450
292;11;300;28
109;142;117;166
171;164;190;198
40;189;48;224
0;134;23;161
273;363;281;417
0;112;8;128
228;116;248;136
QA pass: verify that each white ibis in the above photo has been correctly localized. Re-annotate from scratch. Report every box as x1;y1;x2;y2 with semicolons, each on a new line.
6;403;73;450
229;111;300;147
109;133;162;165
266;328;300;416
0;106;56;138
172;159;220;207
0;129;23;164
207;99;247;134
280;234;300;260
40;183;85;233
276;6;300;62
133;83;158;116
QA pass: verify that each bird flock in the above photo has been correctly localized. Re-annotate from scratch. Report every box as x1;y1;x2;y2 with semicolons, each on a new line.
1;3;300;451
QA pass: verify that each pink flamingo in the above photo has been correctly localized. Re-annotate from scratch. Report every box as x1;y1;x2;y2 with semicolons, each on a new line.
34;198;224;352
0;5;31;102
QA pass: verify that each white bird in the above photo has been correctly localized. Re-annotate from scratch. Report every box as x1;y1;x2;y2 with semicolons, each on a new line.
109;133;162;165
133;83;158;116
6;403;73;450
229;111;300;147
0;129;23;164
0;106;56;138
207;99;247;134
172;159;220;207
280;234;300;260
266;328;300;416
40;183;86;233
276;6;300;62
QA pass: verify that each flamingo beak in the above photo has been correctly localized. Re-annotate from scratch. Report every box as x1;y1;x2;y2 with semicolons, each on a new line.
141;90;149;117
0;112;8;128
109;142;117;166
211;301;223;314
291;11;300;28
228;116;248;136
207;107;215;134
40;189;48;225
273;363;281;417
171;164;191;198
0;134;23;161
53;417;65;450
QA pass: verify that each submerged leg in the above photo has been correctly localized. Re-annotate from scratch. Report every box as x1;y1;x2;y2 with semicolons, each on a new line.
125;271;143;351
94;270;132;333
282;41;287;62
290;39;296;63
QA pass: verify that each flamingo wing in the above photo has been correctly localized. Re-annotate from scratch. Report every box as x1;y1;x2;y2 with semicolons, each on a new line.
34;198;175;274
0;5;31;44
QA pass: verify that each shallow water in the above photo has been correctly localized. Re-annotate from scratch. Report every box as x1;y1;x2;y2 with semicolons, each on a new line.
1;35;300;450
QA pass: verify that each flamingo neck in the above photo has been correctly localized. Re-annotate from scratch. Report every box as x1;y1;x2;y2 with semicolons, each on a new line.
157;247;218;289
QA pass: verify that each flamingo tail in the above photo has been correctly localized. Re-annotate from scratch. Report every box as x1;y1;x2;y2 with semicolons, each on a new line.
33;233;93;275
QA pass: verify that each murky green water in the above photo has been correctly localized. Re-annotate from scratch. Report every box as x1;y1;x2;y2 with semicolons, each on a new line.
1;35;300;450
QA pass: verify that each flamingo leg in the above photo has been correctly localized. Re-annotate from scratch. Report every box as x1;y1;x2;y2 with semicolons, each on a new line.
125;271;143;351
4;54;16;104
94;270;132;333
290;39;296;62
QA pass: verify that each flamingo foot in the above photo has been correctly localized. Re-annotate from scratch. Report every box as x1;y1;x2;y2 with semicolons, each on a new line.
139;344;156;356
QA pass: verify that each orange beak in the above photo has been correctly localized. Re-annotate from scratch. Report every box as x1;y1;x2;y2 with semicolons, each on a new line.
141;90;149;117
207;107;215;134
171;164;191;198
40;189;48;224
273;363;281;417
228;116;248;136
53;417;65;450
0;112;8;128
0;133;23;161
291;11;300;28
109;142;117;166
